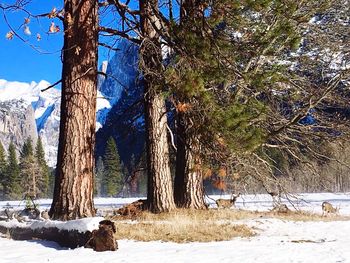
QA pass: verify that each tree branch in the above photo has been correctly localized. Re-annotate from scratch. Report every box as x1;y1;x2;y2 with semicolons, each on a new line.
98;42;120;51
99;26;141;44
41;79;62;92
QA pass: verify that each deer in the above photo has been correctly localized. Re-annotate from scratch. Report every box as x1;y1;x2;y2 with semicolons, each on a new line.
261;182;283;207
267;190;281;206
322;201;339;216
216;193;240;209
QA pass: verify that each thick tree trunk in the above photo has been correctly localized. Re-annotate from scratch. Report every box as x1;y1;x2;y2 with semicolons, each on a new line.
140;0;176;213
50;0;98;220
173;0;207;210
174;112;207;209
145;91;176;212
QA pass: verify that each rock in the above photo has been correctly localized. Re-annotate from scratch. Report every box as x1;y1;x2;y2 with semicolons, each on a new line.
0;99;37;153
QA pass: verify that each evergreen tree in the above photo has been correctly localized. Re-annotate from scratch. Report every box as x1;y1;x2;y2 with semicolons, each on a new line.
20;138;42;198
35;136;50;197
21;137;34;159
163;0;340;208
95;156;104;197
47;167;55;198
5;142;21;199
0;141;7;198
103;137;123;197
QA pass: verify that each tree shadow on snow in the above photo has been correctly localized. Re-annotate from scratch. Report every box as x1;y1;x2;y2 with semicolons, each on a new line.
25;239;70;250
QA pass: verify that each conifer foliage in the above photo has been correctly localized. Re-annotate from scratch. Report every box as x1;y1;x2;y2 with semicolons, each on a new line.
35;136;50;197
0;141;7;198
19;138;46;198
102;137;123;197
0;138;51;200
95;156;104;197
5;142;20;199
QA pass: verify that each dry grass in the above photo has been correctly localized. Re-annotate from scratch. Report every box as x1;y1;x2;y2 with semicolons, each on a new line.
115;221;253;243
112;209;255;243
110;208;349;243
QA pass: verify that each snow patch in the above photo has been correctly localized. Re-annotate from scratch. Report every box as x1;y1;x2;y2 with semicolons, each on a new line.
0;217;104;233
29;217;104;233
96;90;111;111
0;79;50;103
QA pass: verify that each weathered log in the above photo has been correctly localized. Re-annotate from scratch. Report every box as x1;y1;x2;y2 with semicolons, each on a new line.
0;220;118;251
0;224;91;249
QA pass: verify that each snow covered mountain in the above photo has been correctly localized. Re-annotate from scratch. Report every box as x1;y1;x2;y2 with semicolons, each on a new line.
96;39;140;129
0;38;141;167
95;40;145;168
0;99;38;154
0;79;111;167
0;39;140;167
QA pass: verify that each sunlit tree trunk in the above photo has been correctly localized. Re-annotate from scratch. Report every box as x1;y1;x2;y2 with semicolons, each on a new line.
50;0;98;220
140;0;176;213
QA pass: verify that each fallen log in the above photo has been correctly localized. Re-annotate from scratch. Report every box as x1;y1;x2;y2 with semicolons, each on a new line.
0;217;117;250
0;224;91;248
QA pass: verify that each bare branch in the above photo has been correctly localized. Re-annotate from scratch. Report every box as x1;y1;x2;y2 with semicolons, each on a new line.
98;42;120;51
41;79;62;92
99;26;141;44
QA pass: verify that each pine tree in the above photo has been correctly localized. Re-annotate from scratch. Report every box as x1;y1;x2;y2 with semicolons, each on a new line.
35;136;50;197
95;156;104;197
163;0;334;208
21;137;34;159
0;141;7;198
5;142;21;199
47;167;55;198
103;137;123;197
20;138;42;198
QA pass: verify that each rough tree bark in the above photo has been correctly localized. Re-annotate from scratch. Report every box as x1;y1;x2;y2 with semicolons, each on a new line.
173;0;207;209
140;0;176;213
49;0;98;220
174;112;207;209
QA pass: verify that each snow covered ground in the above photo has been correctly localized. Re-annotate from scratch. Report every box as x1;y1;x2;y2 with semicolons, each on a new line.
1;193;350;263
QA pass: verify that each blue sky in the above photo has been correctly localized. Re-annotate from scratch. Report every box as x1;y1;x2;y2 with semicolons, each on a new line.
0;1;119;85
0;1;177;85
0;1;64;84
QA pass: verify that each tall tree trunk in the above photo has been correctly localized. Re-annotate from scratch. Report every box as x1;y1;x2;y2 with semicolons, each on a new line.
173;0;207;209
140;0;176;213
50;0;98;220
174;112;207;209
